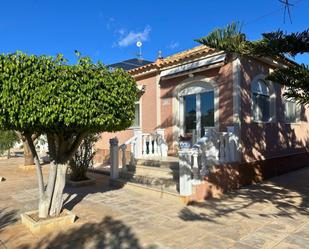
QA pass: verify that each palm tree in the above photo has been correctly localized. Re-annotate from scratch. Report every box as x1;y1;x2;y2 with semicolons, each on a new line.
196;22;309;104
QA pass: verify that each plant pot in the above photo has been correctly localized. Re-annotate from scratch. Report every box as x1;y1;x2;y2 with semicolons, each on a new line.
66;177;96;187
21;209;76;234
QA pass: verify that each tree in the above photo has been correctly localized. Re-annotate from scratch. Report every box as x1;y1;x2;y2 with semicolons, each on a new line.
0;52;139;218
196;22;309;103
15;132;40;166
0;130;19;158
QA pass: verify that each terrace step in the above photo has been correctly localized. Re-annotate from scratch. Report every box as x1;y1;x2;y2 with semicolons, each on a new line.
110;178;181;202
118;157;180;196
126;164;179;180
119;171;179;193
135;156;179;169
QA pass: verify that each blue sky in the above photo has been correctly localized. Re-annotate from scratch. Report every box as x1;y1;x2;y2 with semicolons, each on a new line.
0;0;308;65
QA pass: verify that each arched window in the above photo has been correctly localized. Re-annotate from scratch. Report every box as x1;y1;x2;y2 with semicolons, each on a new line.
252;79;274;122
178;82;217;141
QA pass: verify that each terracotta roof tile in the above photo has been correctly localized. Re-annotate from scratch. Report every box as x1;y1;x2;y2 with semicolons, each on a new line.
128;45;216;74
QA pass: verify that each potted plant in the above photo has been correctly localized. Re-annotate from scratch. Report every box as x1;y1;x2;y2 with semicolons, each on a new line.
178;135;192;149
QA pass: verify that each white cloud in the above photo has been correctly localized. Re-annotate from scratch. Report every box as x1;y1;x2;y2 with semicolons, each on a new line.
117;28;126;35
117;26;151;47
167;41;179;50
106;17;115;30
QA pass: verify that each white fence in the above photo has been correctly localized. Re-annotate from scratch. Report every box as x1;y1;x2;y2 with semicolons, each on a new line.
178;129;240;196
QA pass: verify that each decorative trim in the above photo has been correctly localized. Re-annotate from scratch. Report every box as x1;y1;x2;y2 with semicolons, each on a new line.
156;74;161;127
160;53;226;78
172;76;219;147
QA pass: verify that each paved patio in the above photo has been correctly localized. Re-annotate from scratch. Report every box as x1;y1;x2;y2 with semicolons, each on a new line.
0;158;308;249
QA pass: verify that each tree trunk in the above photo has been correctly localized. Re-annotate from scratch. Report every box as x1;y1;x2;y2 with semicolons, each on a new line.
25;134;47;218
37;162;58;218
49;163;68;217
23;140;35;166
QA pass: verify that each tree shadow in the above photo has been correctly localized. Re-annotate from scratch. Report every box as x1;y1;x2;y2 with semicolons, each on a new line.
0;208;18;232
63;172;123;211
19;216;157;249
179;167;309;222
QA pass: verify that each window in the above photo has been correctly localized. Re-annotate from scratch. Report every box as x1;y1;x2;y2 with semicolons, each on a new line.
284;99;300;123
252;80;272;122
184;94;196;135
201;91;215;134
182;90;215;139
133;102;140;127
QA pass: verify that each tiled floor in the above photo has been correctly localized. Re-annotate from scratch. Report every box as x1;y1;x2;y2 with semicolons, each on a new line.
0;158;308;249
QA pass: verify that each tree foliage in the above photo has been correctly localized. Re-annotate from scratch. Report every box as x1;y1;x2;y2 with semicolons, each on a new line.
0;52;138;136
0;130;19;156
0;51;139;218
196;22;309;103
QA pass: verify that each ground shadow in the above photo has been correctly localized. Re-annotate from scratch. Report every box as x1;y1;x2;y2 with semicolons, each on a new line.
179;167;309;222
63;173;122;211
19;216;157;249
0;208;18;232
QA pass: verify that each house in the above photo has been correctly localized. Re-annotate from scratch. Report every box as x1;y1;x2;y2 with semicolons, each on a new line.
95;45;309;201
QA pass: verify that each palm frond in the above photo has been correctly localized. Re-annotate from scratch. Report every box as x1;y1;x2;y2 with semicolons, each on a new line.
195;22;248;54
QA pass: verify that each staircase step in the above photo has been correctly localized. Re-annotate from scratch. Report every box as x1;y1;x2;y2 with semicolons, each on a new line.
136;156;179;170
127;164;179;179
110;178;181;202
119;171;179;194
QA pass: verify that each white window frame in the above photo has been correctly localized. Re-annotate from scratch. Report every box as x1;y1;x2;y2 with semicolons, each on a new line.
251;76;276;123
283;97;301;124
178;82;218;139
131;101;141;128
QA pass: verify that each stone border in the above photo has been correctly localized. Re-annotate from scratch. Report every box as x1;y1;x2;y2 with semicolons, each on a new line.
19;164;36;170
21;209;76;234
66;177;96;187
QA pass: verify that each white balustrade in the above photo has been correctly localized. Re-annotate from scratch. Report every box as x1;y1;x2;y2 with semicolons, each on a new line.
178;128;240;196
116;129;168;172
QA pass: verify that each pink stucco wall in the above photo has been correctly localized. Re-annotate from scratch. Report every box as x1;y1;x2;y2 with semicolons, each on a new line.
240;57;309;162
159;62;234;154
96;73;158;151
95;56;309;164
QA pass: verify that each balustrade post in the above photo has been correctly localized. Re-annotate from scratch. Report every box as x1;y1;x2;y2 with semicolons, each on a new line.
143;134;147;155
154;136;158;155
120;144;127;172
149;135;153;155
130;141;136;166
178;149;193;196
109;137;119;179
192;150;200;183
134;128;142;158
219;134;226;162
156;128;168;157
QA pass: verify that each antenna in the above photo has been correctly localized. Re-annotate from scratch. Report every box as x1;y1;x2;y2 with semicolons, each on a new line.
136;41;143;60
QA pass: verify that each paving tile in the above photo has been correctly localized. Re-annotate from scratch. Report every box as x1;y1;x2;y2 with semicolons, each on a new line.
276;234;309;249
1;158;309;249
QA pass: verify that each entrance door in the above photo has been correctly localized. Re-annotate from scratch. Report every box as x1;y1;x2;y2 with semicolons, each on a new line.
182;90;214;143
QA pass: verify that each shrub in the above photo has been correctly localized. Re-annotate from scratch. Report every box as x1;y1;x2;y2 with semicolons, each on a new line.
69;134;100;181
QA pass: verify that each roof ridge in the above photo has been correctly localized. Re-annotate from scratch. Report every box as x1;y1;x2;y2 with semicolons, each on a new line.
163;45;208;60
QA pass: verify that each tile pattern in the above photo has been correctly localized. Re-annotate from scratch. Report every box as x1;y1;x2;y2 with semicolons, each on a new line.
0;158;308;249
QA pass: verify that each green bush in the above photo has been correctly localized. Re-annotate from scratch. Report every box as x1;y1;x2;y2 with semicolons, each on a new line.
69;134;100;181
0;130;19;157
